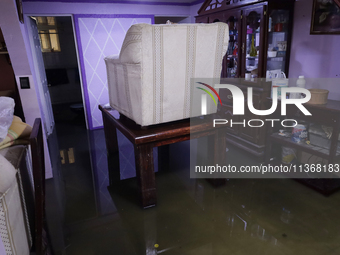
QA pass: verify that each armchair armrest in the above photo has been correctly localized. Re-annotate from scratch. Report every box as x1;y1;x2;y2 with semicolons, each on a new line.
104;54;120;64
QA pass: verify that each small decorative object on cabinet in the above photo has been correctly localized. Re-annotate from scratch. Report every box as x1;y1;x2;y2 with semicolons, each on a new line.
196;0;295;79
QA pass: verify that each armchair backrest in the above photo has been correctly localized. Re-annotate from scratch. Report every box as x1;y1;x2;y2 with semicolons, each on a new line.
105;22;229;126
119;22;229;78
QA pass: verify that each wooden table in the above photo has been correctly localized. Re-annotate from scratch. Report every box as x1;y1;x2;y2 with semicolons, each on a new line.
99;105;226;208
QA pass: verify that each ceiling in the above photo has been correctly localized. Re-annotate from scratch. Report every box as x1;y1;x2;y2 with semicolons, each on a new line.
22;0;205;4
137;0;202;2
126;0;199;2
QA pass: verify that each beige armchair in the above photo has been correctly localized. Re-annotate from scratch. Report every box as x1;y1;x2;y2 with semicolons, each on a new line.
105;22;229;126
0;118;51;255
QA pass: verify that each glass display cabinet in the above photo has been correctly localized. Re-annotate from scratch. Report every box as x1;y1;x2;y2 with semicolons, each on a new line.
266;9;290;78
195;0;295;159
196;0;295;79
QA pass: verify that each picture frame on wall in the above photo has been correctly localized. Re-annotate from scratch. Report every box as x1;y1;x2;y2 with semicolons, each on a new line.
310;0;340;34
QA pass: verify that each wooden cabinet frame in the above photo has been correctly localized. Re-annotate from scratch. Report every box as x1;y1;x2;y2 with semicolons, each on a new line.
196;0;295;159
196;0;295;78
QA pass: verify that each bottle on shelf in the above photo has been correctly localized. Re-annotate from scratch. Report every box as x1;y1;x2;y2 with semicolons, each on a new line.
232;43;238;56
245;71;251;80
249;34;257;57
296;75;306;88
289;75;306;99
268;17;272;32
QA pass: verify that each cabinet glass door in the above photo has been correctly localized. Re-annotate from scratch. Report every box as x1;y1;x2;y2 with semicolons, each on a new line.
242;6;264;78
266;9;290;79
224;10;241;78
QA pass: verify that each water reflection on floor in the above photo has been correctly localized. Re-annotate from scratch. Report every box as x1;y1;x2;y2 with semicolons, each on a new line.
47;125;340;255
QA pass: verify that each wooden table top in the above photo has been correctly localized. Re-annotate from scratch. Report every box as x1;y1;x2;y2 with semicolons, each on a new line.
99;105;223;145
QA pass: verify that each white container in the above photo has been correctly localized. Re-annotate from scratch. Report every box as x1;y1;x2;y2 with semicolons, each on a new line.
296;75;306;89
268;51;277;57
271;71;288;99
290;75;306;99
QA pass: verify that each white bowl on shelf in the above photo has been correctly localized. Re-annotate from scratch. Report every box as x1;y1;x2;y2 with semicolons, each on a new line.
268;51;277;58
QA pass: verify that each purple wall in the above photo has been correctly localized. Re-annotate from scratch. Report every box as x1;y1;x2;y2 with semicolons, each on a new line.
289;0;340;100
23;1;201;129
74;15;152;129
289;0;340;79
190;2;202;23
23;2;196;16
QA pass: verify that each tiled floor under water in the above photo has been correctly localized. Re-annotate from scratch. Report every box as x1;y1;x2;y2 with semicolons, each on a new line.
46;106;340;255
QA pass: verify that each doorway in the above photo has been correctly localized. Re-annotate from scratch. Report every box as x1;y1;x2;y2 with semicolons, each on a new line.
30;15;97;245
32;16;86;129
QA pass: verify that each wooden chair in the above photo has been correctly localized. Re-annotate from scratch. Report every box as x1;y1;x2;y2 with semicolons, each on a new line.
29;118;52;255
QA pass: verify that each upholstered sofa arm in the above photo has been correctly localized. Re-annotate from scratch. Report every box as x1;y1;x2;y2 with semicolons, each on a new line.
0;149;31;255
0;154;17;195
104;54;120;64
105;57;143;124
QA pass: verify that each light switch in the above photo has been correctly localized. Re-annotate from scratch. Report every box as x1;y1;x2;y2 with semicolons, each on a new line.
19;77;30;89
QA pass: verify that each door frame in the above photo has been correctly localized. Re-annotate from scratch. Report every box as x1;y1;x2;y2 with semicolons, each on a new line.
25;13;89;129
26;16;55;137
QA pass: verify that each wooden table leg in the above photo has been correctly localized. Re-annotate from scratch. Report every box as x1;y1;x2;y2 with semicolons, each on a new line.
206;130;227;186
134;144;157;208
216;129;227;166
102;113;120;185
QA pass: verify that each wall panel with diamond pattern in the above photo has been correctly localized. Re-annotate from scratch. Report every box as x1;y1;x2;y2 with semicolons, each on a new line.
74;15;153;129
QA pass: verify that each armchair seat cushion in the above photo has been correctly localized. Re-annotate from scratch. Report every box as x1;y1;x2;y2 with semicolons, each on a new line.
105;22;229;126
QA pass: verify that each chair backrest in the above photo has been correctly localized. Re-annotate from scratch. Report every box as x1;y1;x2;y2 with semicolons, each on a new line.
30;118;52;255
